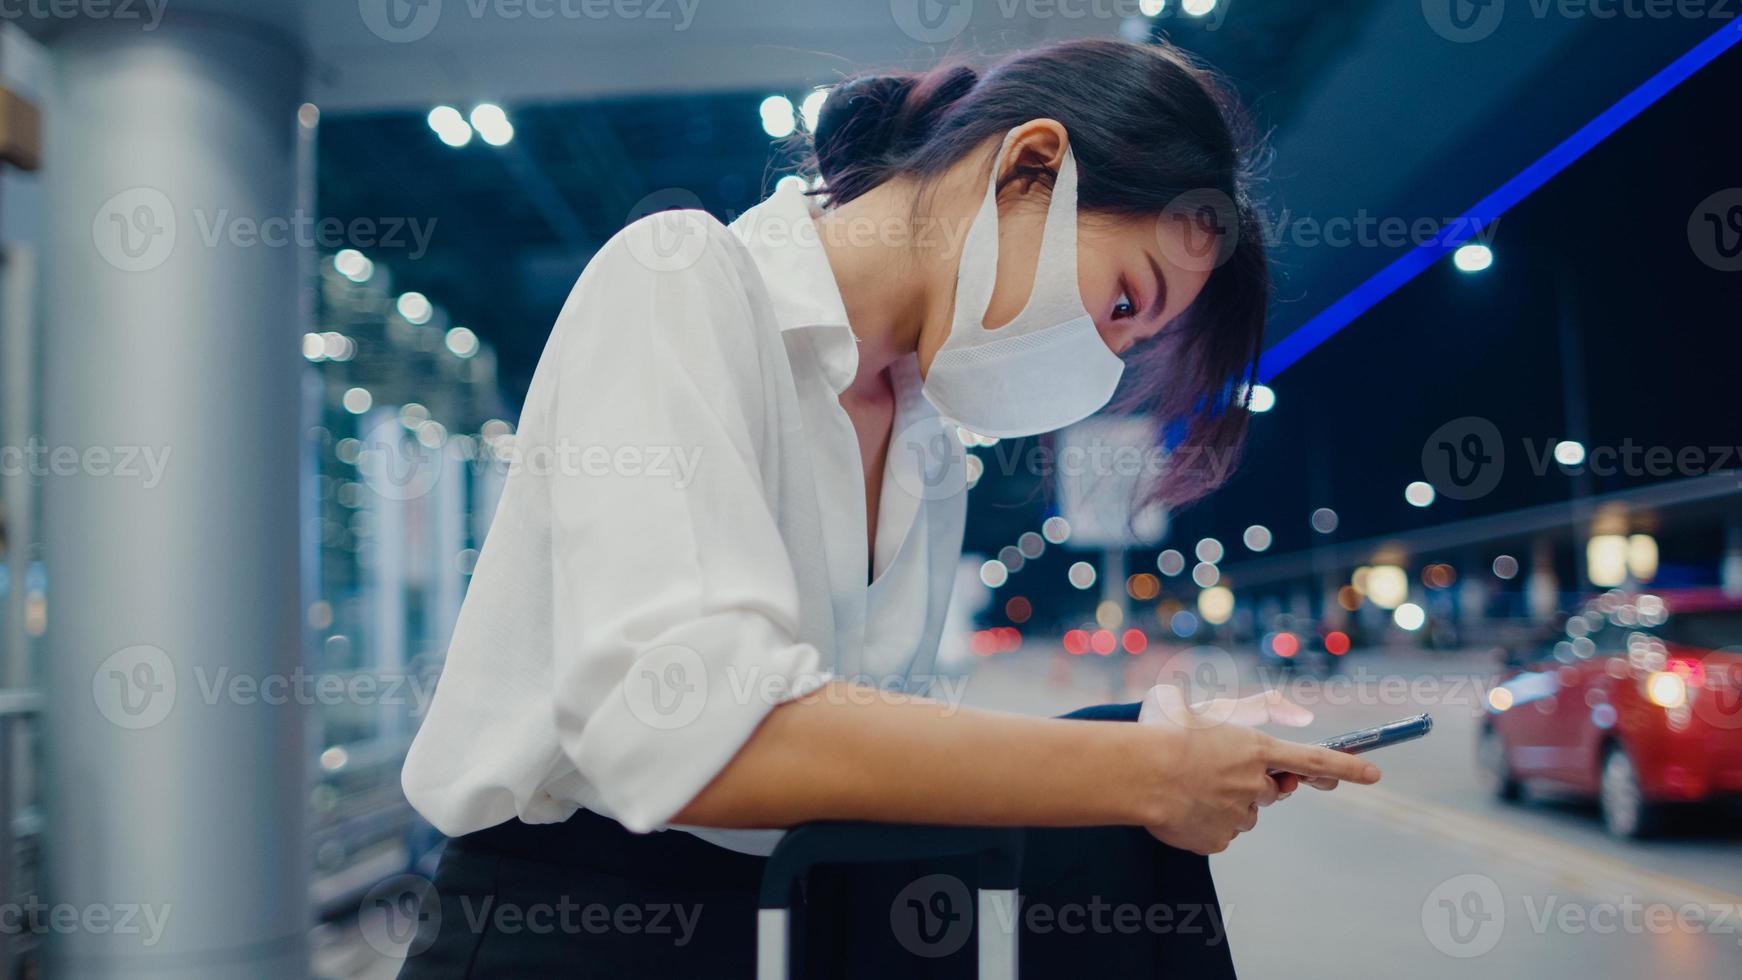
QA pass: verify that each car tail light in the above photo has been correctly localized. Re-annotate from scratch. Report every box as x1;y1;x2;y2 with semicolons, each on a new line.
1645;670;1688;709
1666;656;1706;689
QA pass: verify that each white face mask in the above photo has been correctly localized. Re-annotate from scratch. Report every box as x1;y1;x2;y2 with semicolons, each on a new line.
920;130;1126;439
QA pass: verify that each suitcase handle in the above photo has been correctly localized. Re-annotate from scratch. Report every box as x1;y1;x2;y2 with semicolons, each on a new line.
756;822;1022;980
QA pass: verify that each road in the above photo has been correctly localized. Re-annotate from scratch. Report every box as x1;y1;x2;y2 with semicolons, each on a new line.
958;642;1742;979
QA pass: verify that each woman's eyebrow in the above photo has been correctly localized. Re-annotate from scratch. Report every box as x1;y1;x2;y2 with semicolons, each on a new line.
1144;252;1170;324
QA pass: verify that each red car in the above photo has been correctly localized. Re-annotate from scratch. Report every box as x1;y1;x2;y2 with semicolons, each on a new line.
1480;589;1742;837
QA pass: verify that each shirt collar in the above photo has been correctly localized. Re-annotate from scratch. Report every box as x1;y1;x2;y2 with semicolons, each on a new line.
729;180;860;394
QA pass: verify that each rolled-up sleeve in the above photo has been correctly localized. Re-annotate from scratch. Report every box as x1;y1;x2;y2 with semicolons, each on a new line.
542;214;830;833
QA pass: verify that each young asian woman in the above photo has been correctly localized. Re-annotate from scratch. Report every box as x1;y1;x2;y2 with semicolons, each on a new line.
398;37;1379;979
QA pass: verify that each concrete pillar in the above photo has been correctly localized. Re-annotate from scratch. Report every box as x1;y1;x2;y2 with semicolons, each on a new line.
42;13;306;978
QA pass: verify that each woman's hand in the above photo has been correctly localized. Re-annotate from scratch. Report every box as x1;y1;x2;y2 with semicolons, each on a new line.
1140;685;1339;794
1137;687;1380;855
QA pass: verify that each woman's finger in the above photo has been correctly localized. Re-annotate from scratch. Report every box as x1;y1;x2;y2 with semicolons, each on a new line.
1254;690;1314;727
1263;738;1381;784
1139;684;1201;728
1238;804;1259;833
1189;689;1315;728
1271;772;1301;795
1305;777;1339;791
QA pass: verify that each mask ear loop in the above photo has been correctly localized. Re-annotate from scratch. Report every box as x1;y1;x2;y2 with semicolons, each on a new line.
949;130;1021;340
950;131;1088;340
1032;141;1080;298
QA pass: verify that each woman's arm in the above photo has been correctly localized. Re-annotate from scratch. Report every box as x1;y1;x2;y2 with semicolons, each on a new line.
675;681;1381;855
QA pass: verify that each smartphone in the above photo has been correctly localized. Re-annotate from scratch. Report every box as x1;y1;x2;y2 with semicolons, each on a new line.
1270;713;1432;776
1316;713;1433;754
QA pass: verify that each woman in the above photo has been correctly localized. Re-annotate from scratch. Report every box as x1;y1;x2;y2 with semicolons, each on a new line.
398;37;1378;978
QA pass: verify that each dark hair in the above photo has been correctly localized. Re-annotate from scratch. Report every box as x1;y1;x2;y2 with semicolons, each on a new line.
805;38;1269;509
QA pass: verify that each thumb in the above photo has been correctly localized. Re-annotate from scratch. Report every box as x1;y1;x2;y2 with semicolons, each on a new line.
1255;690;1314;727
1140;685;1198;728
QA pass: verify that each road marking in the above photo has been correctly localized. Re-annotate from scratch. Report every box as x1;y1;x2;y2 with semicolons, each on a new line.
1322;785;1742;913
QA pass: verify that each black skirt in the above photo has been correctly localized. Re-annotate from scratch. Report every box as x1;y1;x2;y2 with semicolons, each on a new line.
396;703;1237;978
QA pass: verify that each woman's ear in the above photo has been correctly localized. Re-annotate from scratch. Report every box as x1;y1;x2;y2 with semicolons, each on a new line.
998;119;1070;193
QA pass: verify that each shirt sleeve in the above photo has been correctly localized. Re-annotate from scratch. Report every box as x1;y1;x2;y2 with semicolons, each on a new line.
541;212;831;834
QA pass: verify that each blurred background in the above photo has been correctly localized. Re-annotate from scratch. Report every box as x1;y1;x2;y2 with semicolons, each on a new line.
0;1;1737;977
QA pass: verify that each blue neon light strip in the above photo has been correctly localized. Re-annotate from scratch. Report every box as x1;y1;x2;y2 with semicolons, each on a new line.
1257;19;1742;383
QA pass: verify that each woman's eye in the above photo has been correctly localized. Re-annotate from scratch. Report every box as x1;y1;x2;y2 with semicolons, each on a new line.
1112;291;1137;320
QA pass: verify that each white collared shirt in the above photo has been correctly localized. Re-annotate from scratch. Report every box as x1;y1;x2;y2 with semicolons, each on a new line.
402;181;968;855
